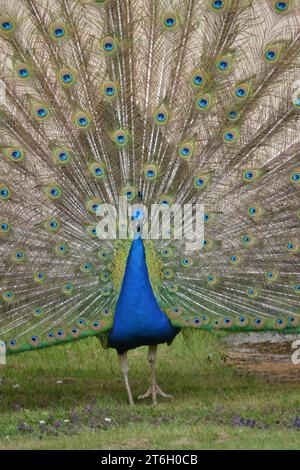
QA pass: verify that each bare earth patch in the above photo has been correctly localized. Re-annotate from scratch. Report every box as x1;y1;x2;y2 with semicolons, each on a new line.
223;333;300;383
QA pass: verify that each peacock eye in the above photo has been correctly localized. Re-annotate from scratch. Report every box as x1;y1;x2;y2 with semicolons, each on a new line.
62;73;72;83
79;117;87;125
18;67;30;78
13;250;26;262
165;17;175;26
113;130;129;146
2;21;12;30
224;127;240;144
157;113;166;122
225;132;233;141
0;186;10;200
193;75;203;85
275;1;288;11
59;152;67;161
33;307;43;316
182;258;193;267
54;27;65;37
212;0;224;8
218;60;228;70
0;17;15;35
37;107;48;118
236;87;246;97
3;290;14;302
265;50;276;61
105;86;114;95
198;98;208;108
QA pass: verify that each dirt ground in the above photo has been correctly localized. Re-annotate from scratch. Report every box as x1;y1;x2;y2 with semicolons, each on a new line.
223;333;300;383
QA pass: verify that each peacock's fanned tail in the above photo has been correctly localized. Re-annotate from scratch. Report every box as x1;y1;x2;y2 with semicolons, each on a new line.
0;0;300;355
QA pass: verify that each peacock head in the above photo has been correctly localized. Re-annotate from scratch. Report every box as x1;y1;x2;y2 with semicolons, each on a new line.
130;207;146;238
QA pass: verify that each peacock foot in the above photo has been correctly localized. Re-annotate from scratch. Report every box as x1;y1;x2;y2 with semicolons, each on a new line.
138;384;173;405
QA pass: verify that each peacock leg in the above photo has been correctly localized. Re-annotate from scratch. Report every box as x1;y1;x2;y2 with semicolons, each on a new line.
118;352;134;406
138;345;173;405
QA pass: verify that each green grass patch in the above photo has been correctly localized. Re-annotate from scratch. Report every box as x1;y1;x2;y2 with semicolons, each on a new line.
0;332;300;449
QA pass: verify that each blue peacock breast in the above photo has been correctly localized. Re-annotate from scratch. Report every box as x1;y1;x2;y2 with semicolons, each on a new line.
108;236;179;353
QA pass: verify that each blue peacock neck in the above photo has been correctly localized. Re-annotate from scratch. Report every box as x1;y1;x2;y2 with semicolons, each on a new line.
108;235;179;353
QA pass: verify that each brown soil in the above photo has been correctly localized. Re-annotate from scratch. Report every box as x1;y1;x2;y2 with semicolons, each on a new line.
223;335;300;383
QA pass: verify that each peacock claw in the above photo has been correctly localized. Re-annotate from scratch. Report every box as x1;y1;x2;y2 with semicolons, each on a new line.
138;384;173;405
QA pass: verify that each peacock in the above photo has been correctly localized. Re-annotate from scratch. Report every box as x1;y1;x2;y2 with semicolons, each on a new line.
0;0;300;406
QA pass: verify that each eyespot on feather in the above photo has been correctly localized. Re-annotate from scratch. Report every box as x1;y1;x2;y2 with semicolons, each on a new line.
15;62;32;80
153;104;170;126
194;173;211;190
49;22;69;42
191;69;210;90
0;220;12;237
2;147;26;163
271;1;293;14
99;35;118;56
233;81;252;102
122;185;136;202
0;16;16;37
88;162;106;179
0;183;11;201
144;164;159;181
73;111;91;129
57;67;77;87
100;80;120;101
195;92;214;112
162;13;180;31
209;0;232;12
223;128;239;144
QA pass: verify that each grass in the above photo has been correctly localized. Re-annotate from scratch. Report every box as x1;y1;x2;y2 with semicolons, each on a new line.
0;331;300;450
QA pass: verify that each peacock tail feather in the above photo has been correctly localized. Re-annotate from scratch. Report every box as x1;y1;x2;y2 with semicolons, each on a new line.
0;0;300;355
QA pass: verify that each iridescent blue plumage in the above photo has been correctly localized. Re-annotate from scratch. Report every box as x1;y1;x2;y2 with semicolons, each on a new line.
108;236;179;354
